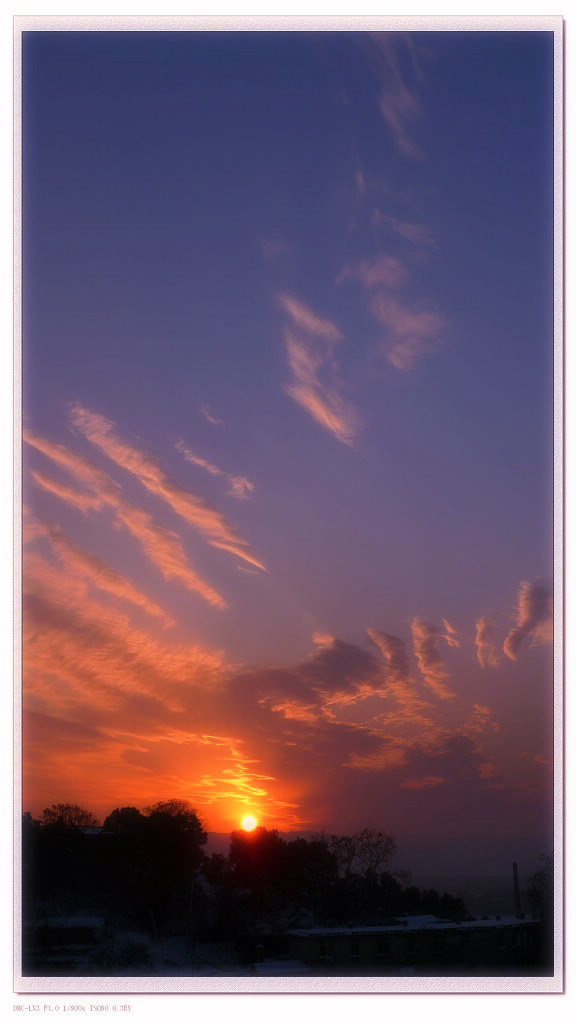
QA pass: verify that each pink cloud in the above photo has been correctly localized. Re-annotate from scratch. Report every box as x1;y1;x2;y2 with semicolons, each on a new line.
503;581;552;660
410;617;458;700
260;237;288;261
25;429;228;608
69;404;266;571
336;252;408;290
361;33;427;160
31;470;105;513
401;775;444;790
32;517;174;626
380;212;436;250
475;617;500;668
175;440;254;500
277;293;343;343
199;402;224;426
283;329;360;447
371;294;448;370
23;549;224;714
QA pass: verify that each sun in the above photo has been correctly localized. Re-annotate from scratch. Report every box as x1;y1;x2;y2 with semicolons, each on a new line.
241;814;258;832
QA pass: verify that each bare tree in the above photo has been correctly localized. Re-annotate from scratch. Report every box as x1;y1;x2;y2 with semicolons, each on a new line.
353;827;396;876
324;827;396;878
40;803;100;828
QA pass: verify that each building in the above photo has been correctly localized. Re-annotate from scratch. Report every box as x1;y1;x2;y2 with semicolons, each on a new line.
288;915;542;971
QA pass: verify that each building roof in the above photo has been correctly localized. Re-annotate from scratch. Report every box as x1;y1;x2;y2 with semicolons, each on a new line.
288;915;536;937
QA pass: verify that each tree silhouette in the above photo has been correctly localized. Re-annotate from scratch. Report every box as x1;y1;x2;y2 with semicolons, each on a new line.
102;806;146;836
229;827;286;888
40;803;100;828
324;827;396;878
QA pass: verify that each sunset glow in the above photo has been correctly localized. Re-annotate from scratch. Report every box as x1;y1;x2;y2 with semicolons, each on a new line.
21;27;555;864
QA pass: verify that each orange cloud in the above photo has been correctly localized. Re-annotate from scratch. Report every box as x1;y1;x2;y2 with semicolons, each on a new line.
277;293;343;343
175;440;254;500
23;549;224;718
401;775;444;790
410;617;458;700
31;469;105;512
24;428;120;501
283;328;359;446
31;516;174;626
25;430;227;609
345;745;408;772
69;404;266;571
503;580;552;661
114;503;227;609
475;617;500;668
367;627;433;720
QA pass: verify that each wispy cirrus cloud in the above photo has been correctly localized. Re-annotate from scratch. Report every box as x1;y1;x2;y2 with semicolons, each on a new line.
361;33;427;160
22;581;511;832
278;295;360;447
277;293;343;344
175;440;254;500
336;252;408;291
401;775;444;790
371;293;448;371
199;402;224;426
114;502;228;608
411;617;459;701
475;617;500;668
30;469;105;513
27;513;173;626
24;428;120;503
379;212;437;251
68;404;266;571
25;429;228;609
503;581;552;661
260;237;288;262
366;628;432;723
23;549;223;716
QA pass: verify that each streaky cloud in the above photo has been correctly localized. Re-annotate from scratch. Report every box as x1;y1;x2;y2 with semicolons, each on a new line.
199;401;224;426
401;775;444;790
31;469;105;513
380;212;436;250
410;617;458;700
23;550;224;715
69;404;266;572
336;253;408;291
503;580;552;660
367;627;433;720
283;326;360;447
475;617;500;668
175;440;254;500
361;33;427;160
29;515;174;626
25;429;228;608
277;293;343;343
371;293;447;370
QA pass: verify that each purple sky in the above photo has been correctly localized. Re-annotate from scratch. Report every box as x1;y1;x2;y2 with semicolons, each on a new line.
21;28;555;844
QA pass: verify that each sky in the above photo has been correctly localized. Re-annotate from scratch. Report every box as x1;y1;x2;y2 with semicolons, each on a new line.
20;27;556;848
